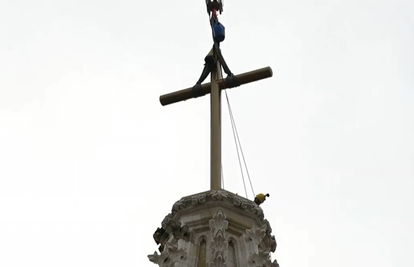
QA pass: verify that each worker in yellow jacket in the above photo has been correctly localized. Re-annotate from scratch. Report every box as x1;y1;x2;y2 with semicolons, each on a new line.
254;193;270;205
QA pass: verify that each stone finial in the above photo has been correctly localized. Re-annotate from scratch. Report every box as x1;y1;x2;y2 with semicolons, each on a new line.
148;242;187;267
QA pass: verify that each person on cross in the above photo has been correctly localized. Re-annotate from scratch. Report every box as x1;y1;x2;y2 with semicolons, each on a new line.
254;193;270;205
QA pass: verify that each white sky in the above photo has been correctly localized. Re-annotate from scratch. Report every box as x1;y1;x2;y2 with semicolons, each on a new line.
0;0;413;266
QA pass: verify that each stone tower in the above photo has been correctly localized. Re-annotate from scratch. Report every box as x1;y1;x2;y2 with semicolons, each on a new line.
148;1;278;266
148;190;279;267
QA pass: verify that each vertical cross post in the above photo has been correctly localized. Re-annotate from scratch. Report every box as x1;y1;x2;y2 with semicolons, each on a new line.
210;53;222;190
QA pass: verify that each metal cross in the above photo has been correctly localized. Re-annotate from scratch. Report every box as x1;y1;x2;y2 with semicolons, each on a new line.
159;1;273;191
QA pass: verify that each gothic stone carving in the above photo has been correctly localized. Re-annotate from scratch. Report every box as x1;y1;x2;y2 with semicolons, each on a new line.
148;242;187;267
162;214;180;236
245;222;281;267
155;190;264;240
260;219;277;253
151;190;272;249
249;249;280;267
209;209;229;267
208;251;226;267
177;224;191;242
245;223;267;246
210;190;228;201
150;190;279;266
172;200;185;212
248;249;271;267
271;259;280;267
152;215;192;253
209;209;229;237
192;193;206;205
269;235;277;252
248;252;280;267
153;227;166;245
161;214;192;243
186;190;250;211
232;195;242;207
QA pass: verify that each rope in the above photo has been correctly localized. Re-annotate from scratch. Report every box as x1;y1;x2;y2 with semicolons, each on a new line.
224;90;256;198
228;98;248;198
221;164;224;189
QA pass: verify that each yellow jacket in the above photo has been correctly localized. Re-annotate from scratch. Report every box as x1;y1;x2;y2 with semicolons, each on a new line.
255;193;269;203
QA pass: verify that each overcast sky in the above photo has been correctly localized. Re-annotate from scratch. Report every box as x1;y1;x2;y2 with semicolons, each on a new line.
0;0;413;266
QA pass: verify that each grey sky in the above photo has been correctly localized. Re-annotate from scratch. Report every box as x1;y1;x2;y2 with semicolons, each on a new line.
0;0;413;266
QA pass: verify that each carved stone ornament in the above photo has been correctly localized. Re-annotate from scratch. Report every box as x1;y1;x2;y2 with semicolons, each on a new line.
241;200;254;211
271;259;280;267
209;209;229;236
151;190;272;247
192;193;206;205
258;219;277;253
153;227;166;245
161;214;180;235
248;249;272;267
251;205;265;219
269;235;277;252
232;196;242;207
209;209;229;267
210;190;228;201
264;219;272;236
210;230;228;255
148;242;187;267
176;224;191;242
172;200;185;212
160;191;265;231
160;213;192;243
208;251;227;267
245;223;267;245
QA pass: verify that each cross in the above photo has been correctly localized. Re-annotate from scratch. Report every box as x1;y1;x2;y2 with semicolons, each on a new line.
159;1;273;191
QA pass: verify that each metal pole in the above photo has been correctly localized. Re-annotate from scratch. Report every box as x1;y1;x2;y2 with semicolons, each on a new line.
210;57;222;190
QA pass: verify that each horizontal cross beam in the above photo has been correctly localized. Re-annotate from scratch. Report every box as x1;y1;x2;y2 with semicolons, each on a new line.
159;67;273;106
